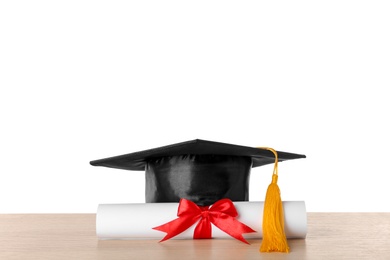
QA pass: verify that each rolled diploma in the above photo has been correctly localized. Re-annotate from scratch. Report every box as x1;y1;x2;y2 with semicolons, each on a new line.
97;201;306;240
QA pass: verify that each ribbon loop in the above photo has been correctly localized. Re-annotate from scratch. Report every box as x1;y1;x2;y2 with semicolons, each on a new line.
153;198;256;244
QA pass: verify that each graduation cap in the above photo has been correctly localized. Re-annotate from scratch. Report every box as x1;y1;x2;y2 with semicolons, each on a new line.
90;139;304;206
90;139;306;252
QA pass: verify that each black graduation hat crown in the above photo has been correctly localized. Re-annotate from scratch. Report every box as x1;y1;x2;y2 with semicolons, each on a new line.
90;139;305;206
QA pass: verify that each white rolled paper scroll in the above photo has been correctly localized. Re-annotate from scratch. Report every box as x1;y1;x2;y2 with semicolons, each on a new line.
97;201;306;240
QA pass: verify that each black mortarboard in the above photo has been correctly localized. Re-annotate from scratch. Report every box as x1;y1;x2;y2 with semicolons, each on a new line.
90;139;305;206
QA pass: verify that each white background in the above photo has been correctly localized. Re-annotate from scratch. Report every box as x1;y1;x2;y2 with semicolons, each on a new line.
1;1;389;213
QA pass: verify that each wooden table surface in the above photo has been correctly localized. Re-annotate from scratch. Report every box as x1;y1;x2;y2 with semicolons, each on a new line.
1;213;390;259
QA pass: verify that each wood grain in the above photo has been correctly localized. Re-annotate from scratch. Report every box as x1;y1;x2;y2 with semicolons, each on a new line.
1;213;389;259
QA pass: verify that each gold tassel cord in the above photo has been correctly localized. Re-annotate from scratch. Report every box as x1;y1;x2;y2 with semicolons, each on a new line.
258;147;289;253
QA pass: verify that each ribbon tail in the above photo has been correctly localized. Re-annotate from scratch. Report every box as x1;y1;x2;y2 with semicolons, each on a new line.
211;213;256;244
153;215;199;242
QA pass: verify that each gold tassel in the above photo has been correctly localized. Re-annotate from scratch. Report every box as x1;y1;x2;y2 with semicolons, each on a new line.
259;147;289;253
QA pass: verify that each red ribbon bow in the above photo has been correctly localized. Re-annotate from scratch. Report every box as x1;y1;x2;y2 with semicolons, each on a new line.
153;198;256;244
